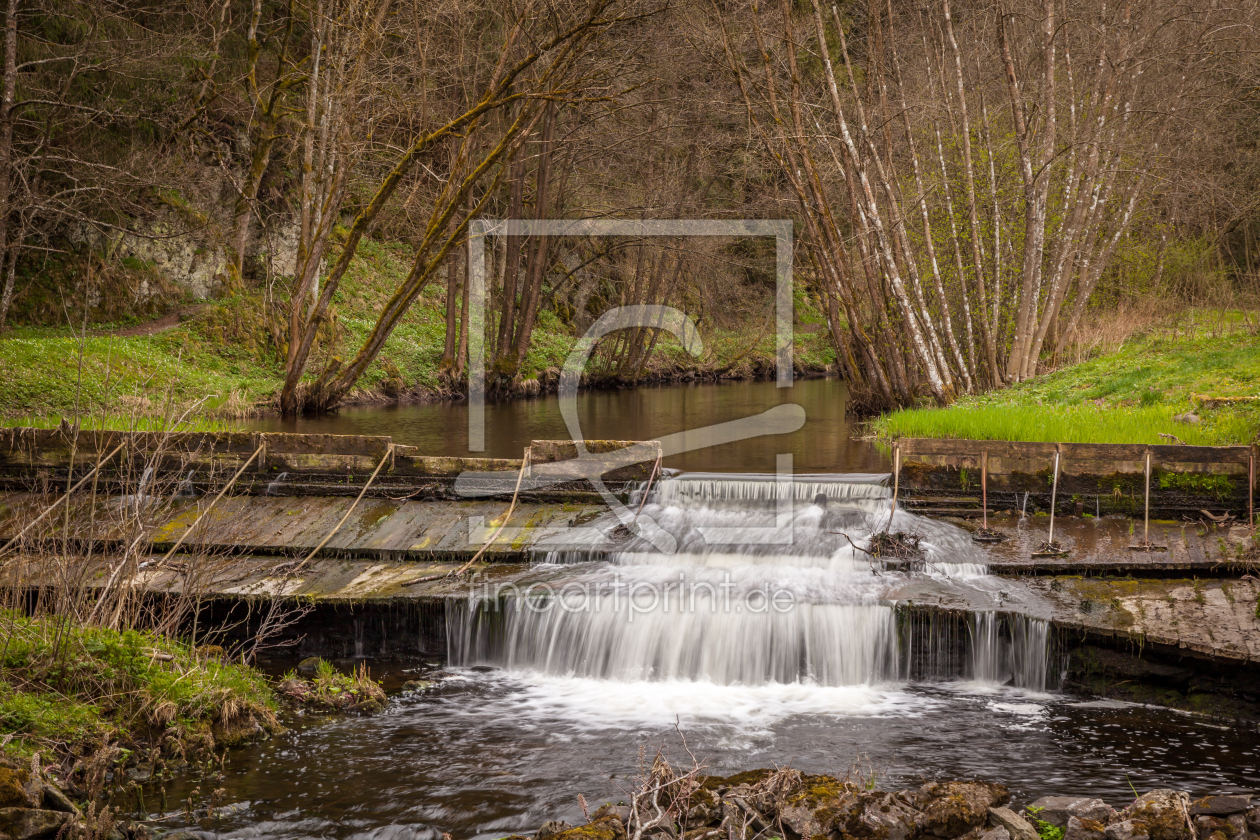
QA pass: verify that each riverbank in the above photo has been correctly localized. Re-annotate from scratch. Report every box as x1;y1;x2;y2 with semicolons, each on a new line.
0;612;395;839
510;767;1259;840
0;611;279;768
872;312;1260;446
0;236;836;426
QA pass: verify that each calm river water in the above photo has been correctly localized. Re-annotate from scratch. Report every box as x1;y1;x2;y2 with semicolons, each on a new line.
245;378;885;474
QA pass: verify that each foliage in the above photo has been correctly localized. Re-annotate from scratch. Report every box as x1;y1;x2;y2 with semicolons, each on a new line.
1156;470;1233;500
0;236;835;421
872;318;1260;445
0;610;277;762
0;327;276;419
1025;808;1065;840
275;659;386;714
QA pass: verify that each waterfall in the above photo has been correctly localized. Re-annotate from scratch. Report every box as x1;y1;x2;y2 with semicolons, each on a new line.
266;472;290;496
968;612;1052;692
651;472;891;507
455;471;1052;697
175;470;198;498
449;596;901;686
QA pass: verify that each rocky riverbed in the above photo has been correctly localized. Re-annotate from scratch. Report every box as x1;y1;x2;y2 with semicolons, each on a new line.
515;767;1259;840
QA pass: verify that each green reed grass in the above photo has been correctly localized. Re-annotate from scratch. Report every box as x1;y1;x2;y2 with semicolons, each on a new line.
873;318;1260;446
876;403;1253;445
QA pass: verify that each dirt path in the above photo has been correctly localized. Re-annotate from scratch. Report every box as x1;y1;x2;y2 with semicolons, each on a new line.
112;304;209;337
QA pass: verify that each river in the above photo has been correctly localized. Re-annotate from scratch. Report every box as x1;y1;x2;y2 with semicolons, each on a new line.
245;378;885;474
149;379;1260;840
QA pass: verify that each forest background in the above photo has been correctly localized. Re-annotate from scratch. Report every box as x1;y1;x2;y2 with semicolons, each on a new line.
0;0;1257;431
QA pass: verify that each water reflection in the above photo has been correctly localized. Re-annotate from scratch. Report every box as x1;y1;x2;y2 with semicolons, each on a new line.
244;378;884;474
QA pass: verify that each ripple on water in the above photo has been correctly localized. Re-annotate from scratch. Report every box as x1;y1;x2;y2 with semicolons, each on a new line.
150;674;1260;840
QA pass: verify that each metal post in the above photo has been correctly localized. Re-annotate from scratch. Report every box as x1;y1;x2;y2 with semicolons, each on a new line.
885;444;901;531
1048;449;1060;545
982;451;989;530
1144;450;1151;547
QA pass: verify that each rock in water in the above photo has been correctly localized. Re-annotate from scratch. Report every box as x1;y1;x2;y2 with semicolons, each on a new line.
590;804;631;824
989;806;1039;840
297;656;324;677
1189;796;1252;817
546;815;627;840
1194;815;1232;840
537;820;573;838
1029;796;1114;829
1065;816;1108;840
1123;791;1193;840
0;807;72;840
847;792;924;840
916;782;1011;838
1244;808;1260;835
1104;820;1151;840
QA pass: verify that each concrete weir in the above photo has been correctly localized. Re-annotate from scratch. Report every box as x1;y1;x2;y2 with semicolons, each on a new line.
2;428;1259;690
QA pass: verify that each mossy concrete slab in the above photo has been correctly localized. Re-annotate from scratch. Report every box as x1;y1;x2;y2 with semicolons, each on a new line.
0;491;612;561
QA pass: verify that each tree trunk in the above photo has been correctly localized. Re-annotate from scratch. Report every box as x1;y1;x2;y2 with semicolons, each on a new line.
0;0;17;331
442;242;461;368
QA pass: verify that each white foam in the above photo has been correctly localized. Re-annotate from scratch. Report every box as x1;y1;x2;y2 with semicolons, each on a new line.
449;669;933;731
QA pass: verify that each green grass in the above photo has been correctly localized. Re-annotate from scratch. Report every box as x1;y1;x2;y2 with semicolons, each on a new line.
0;610;277;761
0;234;836;422
0;327;276;420
275;658;386;713
872;316;1260;445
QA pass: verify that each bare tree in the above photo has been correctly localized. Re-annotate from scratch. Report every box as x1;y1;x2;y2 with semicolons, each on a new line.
713;0;1232;406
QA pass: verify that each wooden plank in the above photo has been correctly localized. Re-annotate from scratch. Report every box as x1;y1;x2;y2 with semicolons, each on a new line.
258;432;392;458
1151;444;1251;465
901;439;1059;460
900;438;1251;466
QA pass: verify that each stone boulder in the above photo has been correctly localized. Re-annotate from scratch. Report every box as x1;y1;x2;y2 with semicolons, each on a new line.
296;657;324;677
989;807;1038;840
1245;808;1260;835
836;791;924;840
1065;816;1108;840
0;807;73;840
1105;820;1151;840
915;782;1012;838
590;804;632;825
538;820;574;838
1029;796;1114;829
0;768;33;809
1189;797;1252;817
1193;815;1233;840
1122;791;1192;840
547;815;627;840
776;773;860;838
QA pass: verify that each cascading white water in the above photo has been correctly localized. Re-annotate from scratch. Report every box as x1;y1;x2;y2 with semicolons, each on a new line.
969;612;1051;692
649;472;891;506
451;597;901;685
266;472;290;496
454;471;1051;697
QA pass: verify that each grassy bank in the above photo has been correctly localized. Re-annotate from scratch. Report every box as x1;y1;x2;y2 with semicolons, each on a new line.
872;313;1260;446
0;237;836;423
0;611;278;766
